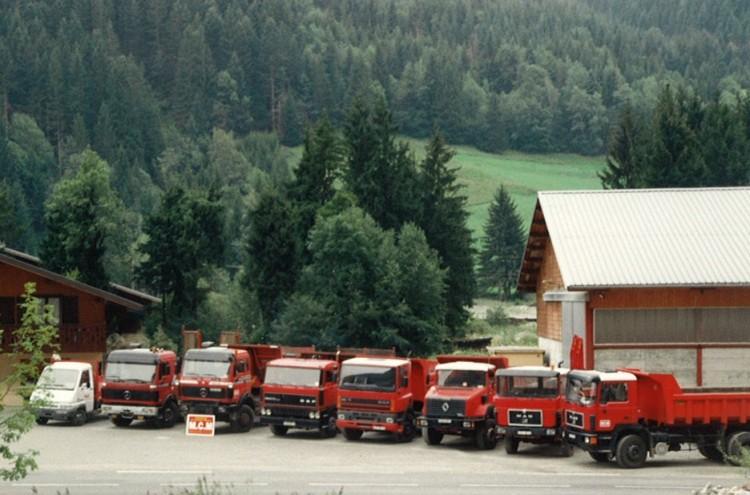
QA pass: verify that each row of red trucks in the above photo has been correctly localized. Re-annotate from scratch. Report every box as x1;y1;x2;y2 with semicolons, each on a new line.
31;345;750;469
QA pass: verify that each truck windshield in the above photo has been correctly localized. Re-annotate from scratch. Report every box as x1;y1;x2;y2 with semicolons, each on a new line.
437;370;485;388
182;359;231;378
105;362;156;383
500;376;559;398
265;366;320;387
566;376;597;406
340;365;395;391
36;367;78;390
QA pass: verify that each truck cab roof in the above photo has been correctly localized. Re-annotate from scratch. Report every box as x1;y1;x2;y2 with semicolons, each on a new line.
184;346;237;361
343;357;409;368
48;361;92;371
497;366;568;378
435;361;496;372
569;370;637;382
268;358;337;370
108;348;175;364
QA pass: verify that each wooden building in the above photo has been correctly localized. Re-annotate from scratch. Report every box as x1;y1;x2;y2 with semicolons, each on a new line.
518;188;750;389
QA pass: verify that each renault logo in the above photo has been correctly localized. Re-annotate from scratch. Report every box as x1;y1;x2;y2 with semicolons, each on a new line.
199;387;208;398
123;390;131;400
441;402;450;412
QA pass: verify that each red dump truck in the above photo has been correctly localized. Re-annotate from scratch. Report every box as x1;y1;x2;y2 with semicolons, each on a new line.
564;368;750;468
100;348;180;428
419;355;508;449
336;357;436;442
177;343;282;432
494;366;571;455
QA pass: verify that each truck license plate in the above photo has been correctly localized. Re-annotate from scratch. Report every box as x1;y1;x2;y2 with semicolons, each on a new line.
438;419;452;424
568;433;576;440
283;421;296;427
517;430;532;436
373;426;386;431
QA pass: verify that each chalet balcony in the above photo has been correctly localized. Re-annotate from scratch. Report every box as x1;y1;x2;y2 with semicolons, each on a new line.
1;324;107;353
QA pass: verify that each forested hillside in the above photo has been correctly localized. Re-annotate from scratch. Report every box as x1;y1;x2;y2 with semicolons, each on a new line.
1;0;749;345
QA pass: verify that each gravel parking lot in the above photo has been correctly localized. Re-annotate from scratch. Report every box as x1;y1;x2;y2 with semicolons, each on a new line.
2;417;746;495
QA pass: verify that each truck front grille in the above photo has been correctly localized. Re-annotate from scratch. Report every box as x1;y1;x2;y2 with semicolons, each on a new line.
102;389;158;402
180;386;232;399
508;409;543;427
264;393;316;406
426;398;466;417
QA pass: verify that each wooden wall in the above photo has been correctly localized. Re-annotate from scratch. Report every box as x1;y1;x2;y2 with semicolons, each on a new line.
536;239;565;341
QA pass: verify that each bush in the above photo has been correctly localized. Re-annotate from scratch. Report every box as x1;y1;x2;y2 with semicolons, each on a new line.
485;306;507;326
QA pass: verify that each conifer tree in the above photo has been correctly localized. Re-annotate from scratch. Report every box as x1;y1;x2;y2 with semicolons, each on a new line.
599;104;642;189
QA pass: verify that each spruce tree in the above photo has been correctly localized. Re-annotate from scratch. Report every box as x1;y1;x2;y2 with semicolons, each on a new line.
478;186;525;300
599;104;641;189
700;99;750;186
417;131;475;335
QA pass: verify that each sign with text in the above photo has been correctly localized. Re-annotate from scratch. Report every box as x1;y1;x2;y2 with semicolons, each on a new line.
186;414;215;437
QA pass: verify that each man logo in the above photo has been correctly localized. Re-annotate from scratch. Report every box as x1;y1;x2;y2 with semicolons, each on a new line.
199;387;208;398
123;390;131;400
441;402;450;413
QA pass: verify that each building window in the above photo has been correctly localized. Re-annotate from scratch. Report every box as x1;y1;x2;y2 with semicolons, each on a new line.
0;298;15;324
61;297;79;325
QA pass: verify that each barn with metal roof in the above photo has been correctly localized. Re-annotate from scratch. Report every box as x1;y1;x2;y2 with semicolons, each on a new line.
518;187;750;389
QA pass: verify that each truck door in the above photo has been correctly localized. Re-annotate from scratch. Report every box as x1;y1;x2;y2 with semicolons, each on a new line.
79;369;94;412
598;381;633;430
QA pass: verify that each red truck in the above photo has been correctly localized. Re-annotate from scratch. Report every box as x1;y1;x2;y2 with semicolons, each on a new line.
564;368;750;468
177;343;281;432
418;355;508;449
260;357;339;437
494;366;571;455
336;357;436;442
100;348;180;428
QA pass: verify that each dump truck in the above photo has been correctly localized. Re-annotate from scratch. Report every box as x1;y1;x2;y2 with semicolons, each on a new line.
494;366;571;455
100;348;179;428
31;360;102;426
177;343;282;432
564;368;750;468
260;357;339;437
336;357;436;442
419;355;508;449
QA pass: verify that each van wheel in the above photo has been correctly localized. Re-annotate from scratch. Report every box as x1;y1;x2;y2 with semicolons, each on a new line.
615;434;647;468
698;444;724;463
35;417;49;425
71;408;87;426
112;415;133;427
424;427;443;445
271;424;288;437
726;431;750;466
156;401;178;428
589;452;610;463
231;405;254;433
343;428;363;441
505;436;520;454
475;419;497;450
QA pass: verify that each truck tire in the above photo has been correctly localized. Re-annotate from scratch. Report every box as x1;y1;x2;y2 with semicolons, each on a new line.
505;436;520;454
343;428;363;441
35;417;49;426
424;427;443;445
475;419;498;450
698;444;724;463
320;416;337;438
589;452;610;463
397;412;417;443
71;408;87;427
726;431;750;466
615;434;647;469
271;424;288;437
230;404;254;433
156;401;178;428
559;442;574;457
112;415;133;427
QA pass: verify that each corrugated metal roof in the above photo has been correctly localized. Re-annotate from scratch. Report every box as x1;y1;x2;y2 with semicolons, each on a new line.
537;187;750;289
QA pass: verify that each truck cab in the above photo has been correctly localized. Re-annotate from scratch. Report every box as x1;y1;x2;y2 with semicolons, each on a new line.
419;360;501;449
101;348;179;428
336;357;435;442
32;360;101;426
494;366;570;455
260;358;339;437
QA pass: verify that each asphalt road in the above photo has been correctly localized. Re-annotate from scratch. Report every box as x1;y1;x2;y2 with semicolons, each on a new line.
2;416;746;495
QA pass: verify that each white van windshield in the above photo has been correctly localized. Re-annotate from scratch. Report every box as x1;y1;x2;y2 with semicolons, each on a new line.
37;367;78;391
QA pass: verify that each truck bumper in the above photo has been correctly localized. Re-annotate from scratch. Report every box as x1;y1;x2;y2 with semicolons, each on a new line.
565;429;612;452
418;416;482;433
336;411;404;433
36;406;81;421
498;425;560;443
261;416;323;430
102;404;159;417
181;402;235;420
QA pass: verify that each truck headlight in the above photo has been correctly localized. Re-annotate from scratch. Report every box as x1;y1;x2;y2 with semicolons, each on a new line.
462;421;472;428
386;417;394;424
338;413;345;420
309;411;316;419
546;429;556;436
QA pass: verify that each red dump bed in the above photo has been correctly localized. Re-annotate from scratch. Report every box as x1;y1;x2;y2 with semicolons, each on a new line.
410;358;437;402
229;344;283;382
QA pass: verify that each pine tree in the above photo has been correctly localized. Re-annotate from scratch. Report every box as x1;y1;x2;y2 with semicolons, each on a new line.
599;104;641;189
700;99;750;186
417;131;475;335
478;186;525;299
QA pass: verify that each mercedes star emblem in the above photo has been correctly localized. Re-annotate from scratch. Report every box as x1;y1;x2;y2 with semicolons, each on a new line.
199;387;208;398
123;390;131;400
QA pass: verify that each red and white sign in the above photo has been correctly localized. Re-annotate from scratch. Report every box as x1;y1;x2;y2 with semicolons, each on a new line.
186;414;215;437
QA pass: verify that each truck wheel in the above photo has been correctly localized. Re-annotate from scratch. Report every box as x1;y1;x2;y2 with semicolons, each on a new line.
112;415;133;427
230;405;254;433
615;434;647;469
271;424;288;437
698;444;724;463
35;417;49;426
424;427;443;445
320;416;337;439
71;408;87;427
505;436;520;454
156;401;178;428
475;419;497;450
343;428;363;441
726;431;750;466
559;442;574;457
397;413;417;443
589;452;610;463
